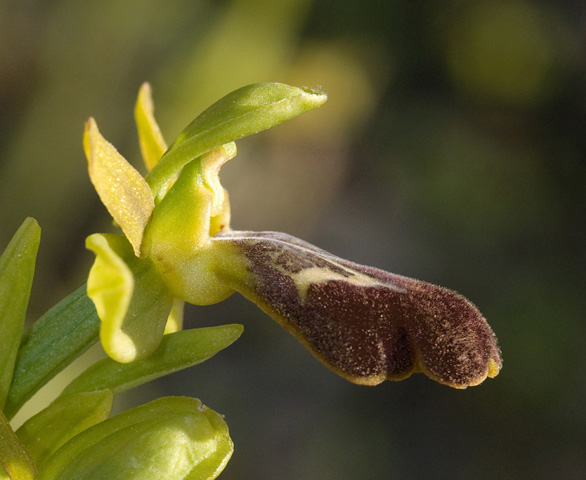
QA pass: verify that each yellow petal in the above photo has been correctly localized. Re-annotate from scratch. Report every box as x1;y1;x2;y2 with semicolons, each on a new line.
86;233;174;363
135;82;168;171
84;118;155;257
86;233;135;362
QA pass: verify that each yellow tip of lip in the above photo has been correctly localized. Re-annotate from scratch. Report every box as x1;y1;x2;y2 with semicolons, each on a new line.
487;358;501;378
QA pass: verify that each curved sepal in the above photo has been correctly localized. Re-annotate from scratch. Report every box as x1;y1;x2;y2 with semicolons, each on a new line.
0;217;40;410
86;234;173;363
146;82;327;199
135;82;167;171
213;231;502;389
84;118;155;256
37;397;233;480
16;390;113;470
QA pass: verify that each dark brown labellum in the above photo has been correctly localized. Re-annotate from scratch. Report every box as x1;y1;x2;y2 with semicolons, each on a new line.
215;231;501;388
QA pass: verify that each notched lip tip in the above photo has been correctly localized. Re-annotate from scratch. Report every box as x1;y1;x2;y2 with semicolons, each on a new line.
300;85;328;100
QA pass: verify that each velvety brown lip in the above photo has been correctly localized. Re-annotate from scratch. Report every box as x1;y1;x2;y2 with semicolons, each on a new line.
215;230;501;388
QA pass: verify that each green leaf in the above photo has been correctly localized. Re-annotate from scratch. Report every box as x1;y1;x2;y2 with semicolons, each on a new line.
146;82;327;199
60;324;243;398
0;218;40;410
37;397;233;480
4;285;100;420
16;390;113;470
86;233;174;363
0;410;36;480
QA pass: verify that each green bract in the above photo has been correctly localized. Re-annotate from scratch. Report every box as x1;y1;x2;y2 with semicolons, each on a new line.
0;218;40;411
4;285;100;420
0;219;40;480
60;325;243;398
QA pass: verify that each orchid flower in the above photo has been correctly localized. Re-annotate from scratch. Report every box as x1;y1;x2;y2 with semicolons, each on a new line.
84;82;501;389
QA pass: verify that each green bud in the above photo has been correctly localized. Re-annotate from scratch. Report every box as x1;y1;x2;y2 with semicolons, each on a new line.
16;390;113;470
37;397;233;480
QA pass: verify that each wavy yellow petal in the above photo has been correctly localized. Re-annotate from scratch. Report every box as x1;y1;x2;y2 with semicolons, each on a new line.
86;234;136;363
135;82;168;171
84;118;154;257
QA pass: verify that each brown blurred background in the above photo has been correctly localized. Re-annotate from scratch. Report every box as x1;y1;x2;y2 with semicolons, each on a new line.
1;0;585;478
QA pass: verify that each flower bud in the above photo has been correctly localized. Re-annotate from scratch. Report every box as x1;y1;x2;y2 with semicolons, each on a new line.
37;397;232;480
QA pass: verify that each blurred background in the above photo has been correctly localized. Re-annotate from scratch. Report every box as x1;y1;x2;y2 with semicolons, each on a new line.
1;0;585;478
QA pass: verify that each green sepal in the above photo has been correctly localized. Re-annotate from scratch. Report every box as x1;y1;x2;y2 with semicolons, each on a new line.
86;233;173;363
60;324;243;397
0;410;36;480
0;217;41;410
37;397;233;480
16;390;113;471
4;285;100;420
146;82;327;199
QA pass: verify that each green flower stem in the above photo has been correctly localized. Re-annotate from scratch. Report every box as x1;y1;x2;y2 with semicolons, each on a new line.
146;83;327;200
0;218;41;410
4;285;100;420
0;409;36;480
60;324;243;398
16;390;113;471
